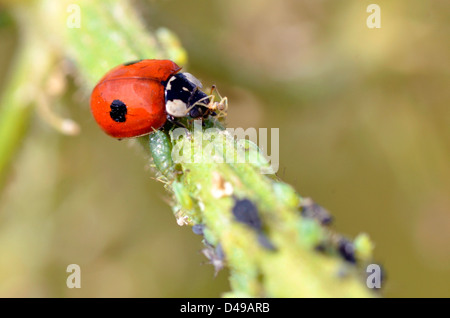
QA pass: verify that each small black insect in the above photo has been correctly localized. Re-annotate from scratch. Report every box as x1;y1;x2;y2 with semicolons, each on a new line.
192;224;205;236
232;198;277;251
338;238;356;264
110;99;127;122
232;198;262;231
300;198;333;225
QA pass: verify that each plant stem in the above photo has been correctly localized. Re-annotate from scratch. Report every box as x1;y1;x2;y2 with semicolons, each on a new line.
144;120;376;297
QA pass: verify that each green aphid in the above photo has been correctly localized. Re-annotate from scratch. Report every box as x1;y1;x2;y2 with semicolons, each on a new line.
149;130;174;177
354;233;374;262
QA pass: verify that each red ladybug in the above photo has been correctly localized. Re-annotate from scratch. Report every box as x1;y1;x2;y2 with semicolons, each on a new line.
90;59;211;138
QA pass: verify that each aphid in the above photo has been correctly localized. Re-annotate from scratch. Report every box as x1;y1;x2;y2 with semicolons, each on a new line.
201;243;225;276
338;238;357;264
232;198;276;251
192;224;205;236
148;130;174;177
232;198;262;231
300;197;333;225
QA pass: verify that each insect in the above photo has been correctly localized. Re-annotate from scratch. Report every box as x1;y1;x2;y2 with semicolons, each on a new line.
232;198;262;231
300;197;333;226
201;242;226;276
192;224;205;236
337;237;356;264
232;198;277;251
90;59;217;138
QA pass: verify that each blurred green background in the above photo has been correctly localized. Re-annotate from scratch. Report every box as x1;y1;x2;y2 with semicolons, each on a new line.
0;0;449;297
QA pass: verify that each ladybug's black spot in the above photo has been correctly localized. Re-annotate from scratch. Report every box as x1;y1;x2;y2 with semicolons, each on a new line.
123;59;143;66
110;99;127;122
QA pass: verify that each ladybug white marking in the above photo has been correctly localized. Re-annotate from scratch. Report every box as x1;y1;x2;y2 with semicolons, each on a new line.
166;99;188;117
166;76;177;90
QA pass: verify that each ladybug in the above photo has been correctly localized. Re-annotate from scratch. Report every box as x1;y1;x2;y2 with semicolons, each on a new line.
90;59;212;138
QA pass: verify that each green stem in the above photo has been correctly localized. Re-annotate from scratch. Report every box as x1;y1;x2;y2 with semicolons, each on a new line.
146;120;376;297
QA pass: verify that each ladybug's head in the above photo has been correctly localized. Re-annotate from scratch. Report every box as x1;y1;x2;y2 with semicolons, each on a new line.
164;72;210;118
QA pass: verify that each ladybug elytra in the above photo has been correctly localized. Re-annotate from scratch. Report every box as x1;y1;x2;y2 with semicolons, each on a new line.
90;59;212;138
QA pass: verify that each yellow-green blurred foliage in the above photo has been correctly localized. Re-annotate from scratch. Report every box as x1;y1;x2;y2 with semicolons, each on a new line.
0;0;449;297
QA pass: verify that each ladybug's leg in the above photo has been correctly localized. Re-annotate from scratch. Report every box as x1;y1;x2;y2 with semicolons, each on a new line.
185;87;206;117
183;85;228;119
166;115;187;129
188;95;213;118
